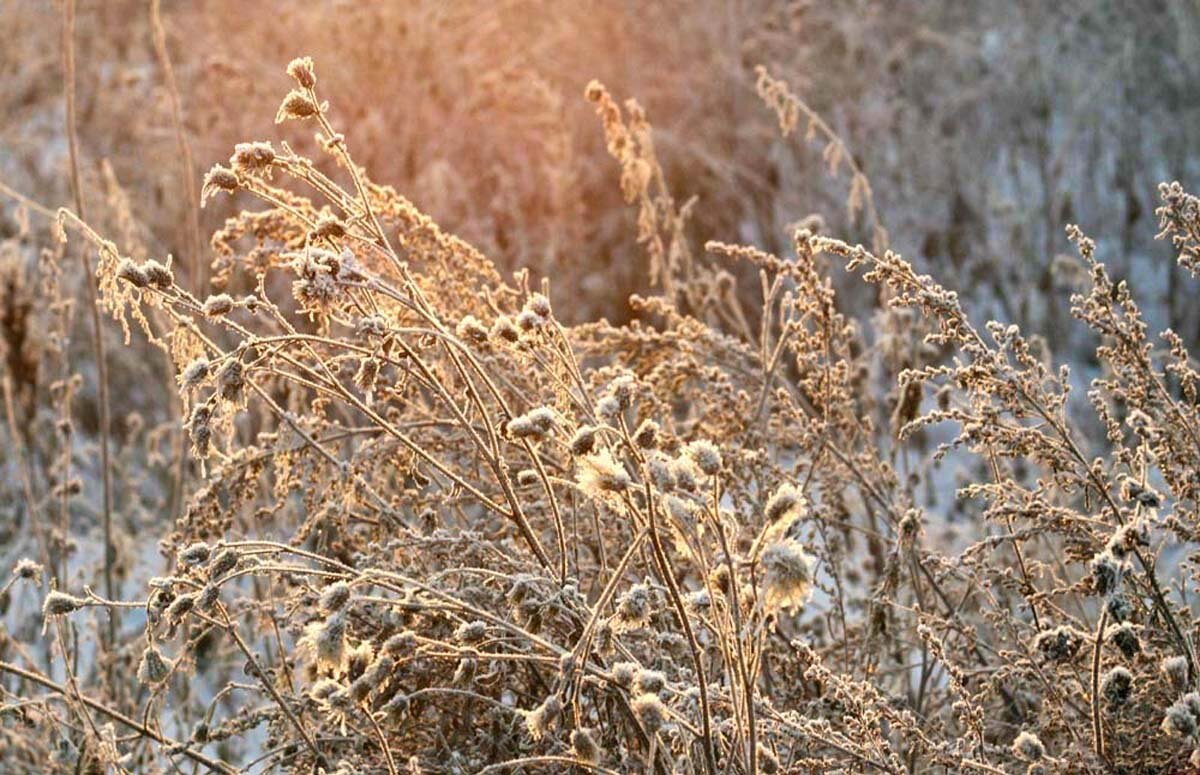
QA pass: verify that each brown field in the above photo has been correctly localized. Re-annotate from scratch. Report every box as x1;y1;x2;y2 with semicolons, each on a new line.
2;1;1200;772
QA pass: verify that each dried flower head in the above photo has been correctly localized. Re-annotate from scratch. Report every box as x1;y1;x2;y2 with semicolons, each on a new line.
180;358;210;389
137;644;174;686
276;89;320;123
569;425;597;456
1101;666;1134;708
42;591;86;617
633;419;660;449
1098;622;1139;661
1162;655;1190;691
1012;730;1045;761
632;692;668;734
229;141;276;175
116;258;149;288
507;407;556;440
300;612;347;673
577;449;631;496
524;695;562;741
571;728;601;764
286;56;316;88
202;294;236;317
178;542;210;566
319;581;352;613
1034;626;1085;664
1163;701;1199;738
13;558;43;580
201;164;239;205
760;538;816;615
685;439;722;476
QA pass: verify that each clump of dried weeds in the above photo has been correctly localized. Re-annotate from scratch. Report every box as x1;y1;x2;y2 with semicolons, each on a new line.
4;49;1200;775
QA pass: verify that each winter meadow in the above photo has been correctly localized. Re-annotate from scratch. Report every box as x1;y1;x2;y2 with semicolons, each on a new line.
2;2;1200;773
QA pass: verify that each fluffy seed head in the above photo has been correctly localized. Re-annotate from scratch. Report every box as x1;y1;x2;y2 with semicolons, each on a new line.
143;260;173;289
286;56;316;88
180;358;210;388
178;542;210;566
1034;626;1084;664
632;692;668;734
686;440;722;476
524;695;562;740
1163;702;1199;737
507;407;556;440
1101;666;1133;708
571;728;601;764
117;259;149;288
577;449;631;496
43;591;86;617
276;89;319;123
1012;730;1045;761
760;538;816;616
570;426;597;456
137;644;174;685
202;294;236;317
319;581;352;613
1162;655;1190;690
14;558;43;580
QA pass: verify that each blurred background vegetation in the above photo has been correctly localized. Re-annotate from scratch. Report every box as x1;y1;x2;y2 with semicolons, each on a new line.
1;0;1198;459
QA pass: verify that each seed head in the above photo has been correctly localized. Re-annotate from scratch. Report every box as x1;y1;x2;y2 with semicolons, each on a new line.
633;419;660;449
43;591;86;617
143;259;173;289
286;56;316;88
1101;666;1133;708
383;630;417;657
571;728;601;764
137;644;174;685
1163;701;1199;737
117;259;149;288
13;558;43;580
766;484;805;526
276;89;319;123
1012;730;1045;761
760;538;816;616
526;293;552;319
178;542;210;566
570;426;597;456
319;581;352;613
202;294;236;317
454;620;487;644
1033;625;1084;664
633;669;666;696
507;407;556;441
632;692;668;734
1089;551;1125;596
217;358;244;400
610;661;638;688
167;593;197;621
180;358;210;388
201;164;239;205
302;611;347;672
1162;655;1190;690
613;584;652;632
577;449;631;497
1105;622;1140;659
525;695;562;740
490;316;520;344
310;214;346;241
209;547;239;579
456;315;489;345
230;141;276;175
686;440;722;476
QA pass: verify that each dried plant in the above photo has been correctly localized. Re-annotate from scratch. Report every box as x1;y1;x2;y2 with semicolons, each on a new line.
1;18;1200;775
